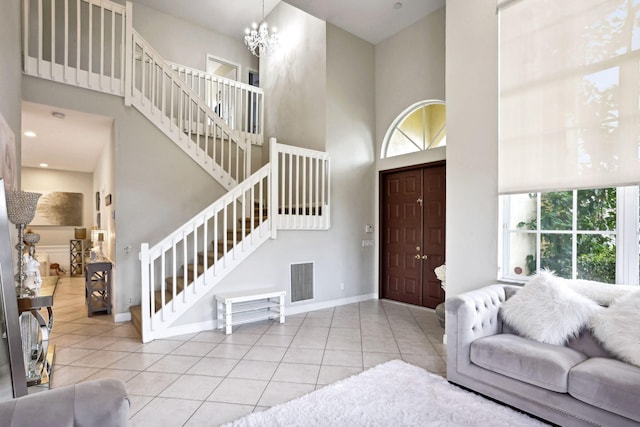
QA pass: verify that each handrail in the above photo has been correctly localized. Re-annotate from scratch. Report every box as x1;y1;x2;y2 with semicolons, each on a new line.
171;63;264;146
139;163;271;342
127;29;251;189
23;0;127;95
270;140;331;234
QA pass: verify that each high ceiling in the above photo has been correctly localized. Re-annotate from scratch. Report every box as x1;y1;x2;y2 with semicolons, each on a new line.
131;0;445;45
21;0;445;173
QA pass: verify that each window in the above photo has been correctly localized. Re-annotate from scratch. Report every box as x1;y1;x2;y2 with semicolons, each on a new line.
381;101;446;159
500;186;640;284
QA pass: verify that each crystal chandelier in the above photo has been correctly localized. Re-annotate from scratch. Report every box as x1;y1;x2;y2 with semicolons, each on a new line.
244;0;279;57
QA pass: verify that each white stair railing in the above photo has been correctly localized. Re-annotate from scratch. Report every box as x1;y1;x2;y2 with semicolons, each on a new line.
23;0;126;96
139;163;271;342
126;29;250;189
139;141;330;342
171;64;264;146
270;140;331;237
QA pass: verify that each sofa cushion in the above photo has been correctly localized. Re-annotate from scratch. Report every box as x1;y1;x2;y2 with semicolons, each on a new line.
569;357;640;423
500;271;602;345
566;329;614;359
470;334;588;392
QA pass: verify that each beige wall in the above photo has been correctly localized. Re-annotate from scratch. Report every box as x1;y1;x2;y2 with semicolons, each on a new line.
261;2;327;152
445;0;500;296
0;0;22;186
132;3;258;84
375;7;446;163
93;123;116;261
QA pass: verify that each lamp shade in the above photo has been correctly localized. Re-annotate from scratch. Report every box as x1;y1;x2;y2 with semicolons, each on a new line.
5;191;41;225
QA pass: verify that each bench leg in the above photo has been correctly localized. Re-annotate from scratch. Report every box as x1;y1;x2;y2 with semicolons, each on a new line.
225;302;233;335
279;294;285;324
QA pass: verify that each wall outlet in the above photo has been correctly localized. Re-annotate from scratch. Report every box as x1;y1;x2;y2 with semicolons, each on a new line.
362;239;374;247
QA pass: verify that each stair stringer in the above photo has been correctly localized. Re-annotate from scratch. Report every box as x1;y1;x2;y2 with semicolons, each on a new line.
145;221;271;341
129;95;245;191
127;30;249;191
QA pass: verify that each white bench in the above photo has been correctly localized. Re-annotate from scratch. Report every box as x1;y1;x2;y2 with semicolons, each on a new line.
215;288;286;334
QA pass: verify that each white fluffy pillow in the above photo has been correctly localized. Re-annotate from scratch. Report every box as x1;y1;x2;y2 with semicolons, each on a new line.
501;271;602;345
591;290;640;367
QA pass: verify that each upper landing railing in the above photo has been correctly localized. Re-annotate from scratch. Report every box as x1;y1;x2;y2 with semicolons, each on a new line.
22;0;264;146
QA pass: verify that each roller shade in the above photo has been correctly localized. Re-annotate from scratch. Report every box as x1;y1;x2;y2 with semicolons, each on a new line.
498;0;640;194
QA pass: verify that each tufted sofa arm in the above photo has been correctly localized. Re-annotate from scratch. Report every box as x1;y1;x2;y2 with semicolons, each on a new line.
446;284;520;383
0;379;129;427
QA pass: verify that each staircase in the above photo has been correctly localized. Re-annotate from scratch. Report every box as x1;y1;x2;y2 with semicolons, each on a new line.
21;0;331;342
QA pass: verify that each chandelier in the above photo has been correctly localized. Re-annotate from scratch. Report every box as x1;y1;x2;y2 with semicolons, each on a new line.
244;0;279;57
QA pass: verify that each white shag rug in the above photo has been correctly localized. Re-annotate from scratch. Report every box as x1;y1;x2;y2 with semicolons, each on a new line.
224;360;548;427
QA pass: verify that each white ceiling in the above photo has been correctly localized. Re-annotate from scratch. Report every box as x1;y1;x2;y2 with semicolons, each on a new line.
21;102;113;174
21;0;445;173
131;0;445;45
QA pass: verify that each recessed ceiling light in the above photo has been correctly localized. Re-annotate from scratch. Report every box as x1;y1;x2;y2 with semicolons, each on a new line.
39;163;49;168
393;2;403;10
51;111;65;119
24;131;37;138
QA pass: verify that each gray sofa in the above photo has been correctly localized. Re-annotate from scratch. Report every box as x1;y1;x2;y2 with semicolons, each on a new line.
0;379;129;427
446;284;640;427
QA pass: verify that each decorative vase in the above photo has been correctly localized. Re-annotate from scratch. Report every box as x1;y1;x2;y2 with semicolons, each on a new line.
6;191;42;296
6;191;41;225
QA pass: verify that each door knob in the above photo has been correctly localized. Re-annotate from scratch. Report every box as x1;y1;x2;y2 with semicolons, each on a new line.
422;255;428;260
415;254;421;260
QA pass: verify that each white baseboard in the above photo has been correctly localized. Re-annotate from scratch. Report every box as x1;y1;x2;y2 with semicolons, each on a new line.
151;319;219;340
113;312;132;323
138;293;377;341
286;293;377;316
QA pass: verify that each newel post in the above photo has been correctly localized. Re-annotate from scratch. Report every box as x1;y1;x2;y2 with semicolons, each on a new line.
269;137;278;239
139;243;151;342
124;1;133;107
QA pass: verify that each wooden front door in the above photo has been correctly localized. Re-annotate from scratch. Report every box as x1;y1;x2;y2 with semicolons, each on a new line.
380;163;446;309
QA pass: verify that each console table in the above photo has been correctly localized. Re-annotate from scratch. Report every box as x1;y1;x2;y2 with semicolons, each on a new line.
85;260;112;316
16;276;58;387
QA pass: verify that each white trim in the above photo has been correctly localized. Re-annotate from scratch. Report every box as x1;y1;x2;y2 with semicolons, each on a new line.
286;293;377;316
380;99;445;159
147;319;218;341
205;53;241;82
113;312;131;323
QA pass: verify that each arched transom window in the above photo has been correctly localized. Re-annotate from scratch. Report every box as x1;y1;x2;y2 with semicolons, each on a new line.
381;100;446;159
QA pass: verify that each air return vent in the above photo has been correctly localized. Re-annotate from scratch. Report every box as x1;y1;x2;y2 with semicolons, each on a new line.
290;262;314;302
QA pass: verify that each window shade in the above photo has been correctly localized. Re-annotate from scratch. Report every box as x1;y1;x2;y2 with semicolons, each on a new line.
498;0;640;194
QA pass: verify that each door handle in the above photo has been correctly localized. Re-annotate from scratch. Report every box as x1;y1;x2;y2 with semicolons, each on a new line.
422;255;428;260
415;254;421;260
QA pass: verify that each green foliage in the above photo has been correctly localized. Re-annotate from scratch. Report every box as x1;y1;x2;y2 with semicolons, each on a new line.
519;189;616;283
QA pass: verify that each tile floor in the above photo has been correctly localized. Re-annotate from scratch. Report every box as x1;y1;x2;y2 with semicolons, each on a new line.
47;276;446;426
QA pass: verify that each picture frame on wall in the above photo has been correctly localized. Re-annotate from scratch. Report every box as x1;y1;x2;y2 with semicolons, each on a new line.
95;192;100;211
